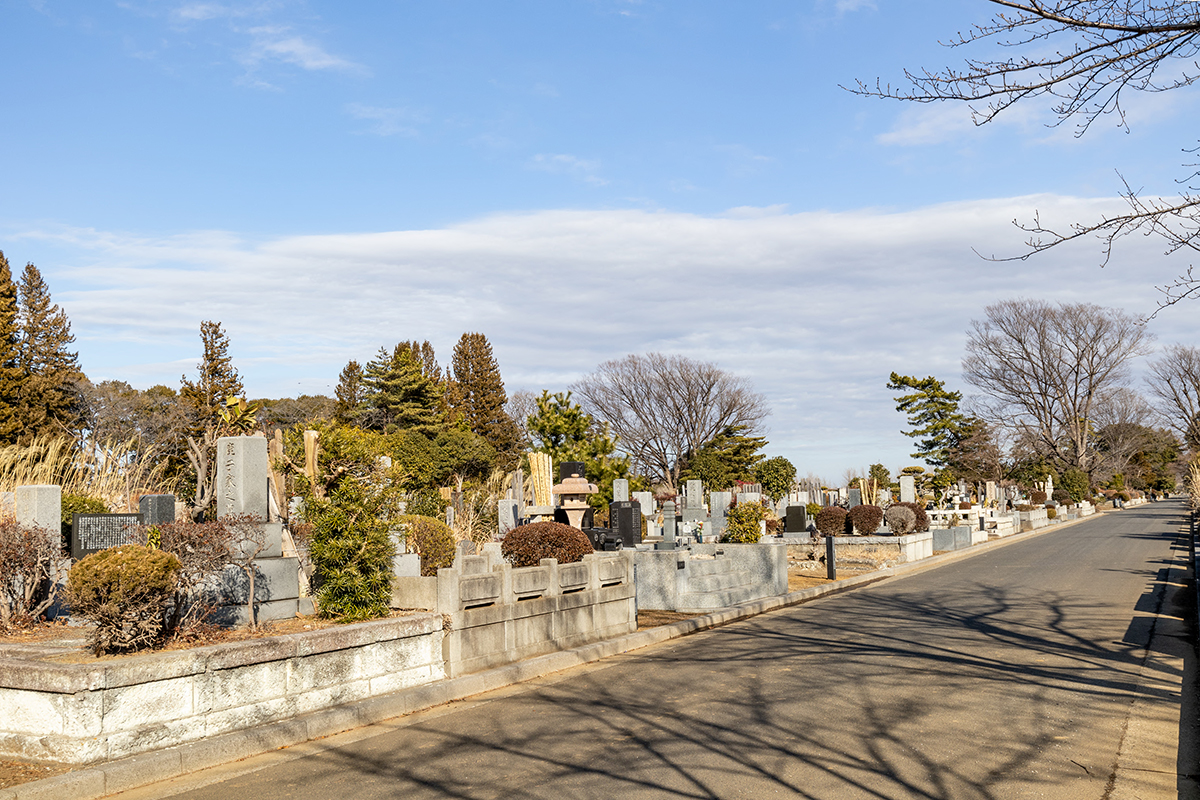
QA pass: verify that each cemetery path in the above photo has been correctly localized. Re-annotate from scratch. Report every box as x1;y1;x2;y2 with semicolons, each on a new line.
114;500;1198;800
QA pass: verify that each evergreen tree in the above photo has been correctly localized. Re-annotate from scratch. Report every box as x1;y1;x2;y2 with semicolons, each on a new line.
334;360;364;425
361;345;442;435
0;254;22;444
681;424;767;490
16;263;84;442
887;373;967;469
179;320;244;432
754;456;796;502
448;333;520;462
527;390;635;508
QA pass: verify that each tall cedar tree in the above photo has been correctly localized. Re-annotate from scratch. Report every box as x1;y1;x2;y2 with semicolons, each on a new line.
16;263;84;442
887;373;967;469
361;345;442;435
0;254;22;443
448;333;520;461
335;360;364;425
179;321;244;433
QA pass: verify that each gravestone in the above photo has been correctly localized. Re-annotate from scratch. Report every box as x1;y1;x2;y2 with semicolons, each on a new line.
683;480;705;524
216;437;269;518
71;514;143;561
736;491;761;506
16;485;61;535
613;478;630;503
512;468;524;514
709;491;731;540
848;487;862;507
899;476;916;504
498;499;518;535
785;506;808;533
633;491;654;518
445;506;455;528
985;481;997;504
797;491;810;506
139;494;175;526
609;501;641;547
658;501;677;549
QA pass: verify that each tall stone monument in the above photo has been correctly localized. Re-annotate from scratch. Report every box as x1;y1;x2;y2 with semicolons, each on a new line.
899;475;916;504
682;479;705;524
613;478;630;503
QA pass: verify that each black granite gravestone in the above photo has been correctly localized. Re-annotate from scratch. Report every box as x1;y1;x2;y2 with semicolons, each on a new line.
608;501;641;547
138;494;175;526
785;505;808;533
71;513;144;561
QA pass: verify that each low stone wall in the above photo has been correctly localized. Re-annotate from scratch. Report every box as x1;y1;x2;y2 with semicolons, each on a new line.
1018;508;1050;531
782;533;933;569
392;552;636;678
0;615;444;765
632;543;787;613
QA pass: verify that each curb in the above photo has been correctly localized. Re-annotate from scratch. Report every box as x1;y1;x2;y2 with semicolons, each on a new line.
3;508;1117;800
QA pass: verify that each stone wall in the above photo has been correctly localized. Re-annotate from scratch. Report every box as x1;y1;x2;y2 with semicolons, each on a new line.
782;533;933;569
0;615;444;764
632;543;788;612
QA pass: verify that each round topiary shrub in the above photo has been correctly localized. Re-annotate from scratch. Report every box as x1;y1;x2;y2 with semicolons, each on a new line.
501;521;593;567
847;504;883;535
805;502;823;518
1016;504;1034;512
957;501;972;510
885;505;917;535
67;545;181;656
722;502;767;543
1030;490;1048;505
397;515;456;577
815;506;848;537
894;502;929;532
1052;489;1072;505
1047;507;1058;520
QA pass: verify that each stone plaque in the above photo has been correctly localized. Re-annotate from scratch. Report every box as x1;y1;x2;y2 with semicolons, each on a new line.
215;436;269;519
71;513;144;560
139;494;176;526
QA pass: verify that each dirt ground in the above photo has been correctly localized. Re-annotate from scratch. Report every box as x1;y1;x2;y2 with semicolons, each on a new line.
787;566;877;591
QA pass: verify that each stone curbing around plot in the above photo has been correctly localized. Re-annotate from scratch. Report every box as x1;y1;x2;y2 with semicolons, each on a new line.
1;509;1111;800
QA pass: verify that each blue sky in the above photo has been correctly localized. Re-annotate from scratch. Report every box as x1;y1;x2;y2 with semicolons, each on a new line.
2;0;1197;480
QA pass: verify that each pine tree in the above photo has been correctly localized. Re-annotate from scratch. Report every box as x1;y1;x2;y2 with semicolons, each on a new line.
448;333;520;461
527;390;634;508
887;372;967;469
361;345;442;435
16;263;84;442
179;320;244;431
0;254;23;444
334;360;364;425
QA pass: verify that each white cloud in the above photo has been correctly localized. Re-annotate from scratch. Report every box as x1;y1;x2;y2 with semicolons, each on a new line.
16;195;1189;477
527;153;609;186
835;0;876;12
241;26;365;73
346;103;426;137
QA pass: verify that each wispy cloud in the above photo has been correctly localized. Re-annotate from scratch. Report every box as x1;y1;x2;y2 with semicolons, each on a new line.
15;195;1186;476
241;26;365;73
527;153;609;185
835;0;876;12
346;103;426;137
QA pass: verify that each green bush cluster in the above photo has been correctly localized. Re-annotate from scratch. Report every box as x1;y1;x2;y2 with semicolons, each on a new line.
397;515;456;577
815;506;848;537
805;502;823;518
1047;507;1058;520
67;545;181;655
722;502;768;543
501;521;593;567
1051;489;1072;505
847;504;883;535
1060;468;1090;503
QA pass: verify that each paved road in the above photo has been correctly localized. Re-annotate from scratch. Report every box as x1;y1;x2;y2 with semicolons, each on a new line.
125;501;1197;800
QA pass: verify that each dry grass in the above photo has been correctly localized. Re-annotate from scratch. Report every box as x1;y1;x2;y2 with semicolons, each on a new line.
0;435;175;511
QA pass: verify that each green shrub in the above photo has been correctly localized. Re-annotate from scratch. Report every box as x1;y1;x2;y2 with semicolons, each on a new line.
1047;507;1057;520
722;502;767;543
805;502;823;518
397;515;456;577
815;506;847;537
1060;468;1090;503
884;505;916;535
304;477;397;622
847;504;883;535
67;545;181;655
501;521;593;567
1030;490;1048;505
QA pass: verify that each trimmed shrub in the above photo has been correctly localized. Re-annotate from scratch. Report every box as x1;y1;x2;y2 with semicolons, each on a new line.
805;502;823;518
723;502;767;543
1052;489;1072;505
894;502;929;532
957;501;972;510
1030;490;1048;505
0;518;68;630
1047;507;1057;520
133;518;235;634
1016;504;1034;512
67;545;181;655
501;521;593;567
885;505;916;535
397;515;456;577
1060;468;1090;503
847;504;883;535
815;506;847;537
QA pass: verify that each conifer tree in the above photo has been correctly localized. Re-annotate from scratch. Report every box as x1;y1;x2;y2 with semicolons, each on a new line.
16;263;84;442
361;345;442;435
334;360;364;425
179;321;245;517
887;372;967;469
0;254;23;444
448;333;520;461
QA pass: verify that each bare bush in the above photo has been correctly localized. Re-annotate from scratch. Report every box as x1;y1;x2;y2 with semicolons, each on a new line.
135;518;235;633
885;505;916;536
0;519;67;629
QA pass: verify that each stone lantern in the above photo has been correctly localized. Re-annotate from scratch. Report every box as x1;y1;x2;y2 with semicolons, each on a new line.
552;461;597;529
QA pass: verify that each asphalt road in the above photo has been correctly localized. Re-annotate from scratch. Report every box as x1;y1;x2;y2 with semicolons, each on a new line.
127;501;1197;800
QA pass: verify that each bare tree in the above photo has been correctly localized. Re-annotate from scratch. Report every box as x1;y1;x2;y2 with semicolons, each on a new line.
854;2;1200;314
962;300;1153;472
571;353;769;492
1146;343;1200;449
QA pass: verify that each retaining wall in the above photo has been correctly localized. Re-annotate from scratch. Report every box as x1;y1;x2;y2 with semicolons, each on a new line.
632;543;787;613
781;532;933;569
